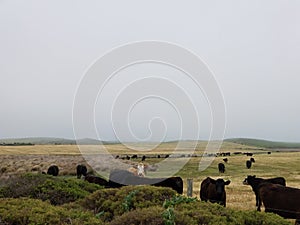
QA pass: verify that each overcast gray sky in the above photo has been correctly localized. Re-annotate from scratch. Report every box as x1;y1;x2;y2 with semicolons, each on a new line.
1;1;300;142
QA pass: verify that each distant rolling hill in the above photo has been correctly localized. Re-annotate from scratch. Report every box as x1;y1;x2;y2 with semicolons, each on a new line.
1;137;300;149
0;137;117;145
225;138;300;149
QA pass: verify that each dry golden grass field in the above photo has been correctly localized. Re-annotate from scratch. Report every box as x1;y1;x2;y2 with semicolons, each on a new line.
0;141;299;215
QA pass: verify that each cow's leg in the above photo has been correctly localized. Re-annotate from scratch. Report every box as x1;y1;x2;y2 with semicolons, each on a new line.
255;193;258;207
257;197;261;211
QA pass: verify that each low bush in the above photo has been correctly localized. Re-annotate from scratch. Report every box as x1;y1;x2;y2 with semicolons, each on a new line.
79;185;176;222
0;198;103;225
109;201;291;225
0;173;102;205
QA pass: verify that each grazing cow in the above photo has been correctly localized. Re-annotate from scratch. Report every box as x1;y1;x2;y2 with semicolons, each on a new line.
152;177;183;194
47;165;59;176
200;177;231;207
141;155;146;161
85;175;109;187
218;163;225;173
246;160;252;169
250;157;255;163
223;158;228;163
157;155;161;158
126;155;130;160
76;164;87;179
245;152;253;156
108;169;183;194
131;154;138;159
258;183;300;221
243;175;286;210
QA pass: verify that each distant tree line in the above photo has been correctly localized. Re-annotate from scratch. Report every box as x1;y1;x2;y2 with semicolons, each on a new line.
0;142;35;146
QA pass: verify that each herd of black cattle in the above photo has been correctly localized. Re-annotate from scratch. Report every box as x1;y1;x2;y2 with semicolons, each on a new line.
43;162;300;224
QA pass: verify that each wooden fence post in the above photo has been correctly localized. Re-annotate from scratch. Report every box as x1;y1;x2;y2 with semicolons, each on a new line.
187;178;193;197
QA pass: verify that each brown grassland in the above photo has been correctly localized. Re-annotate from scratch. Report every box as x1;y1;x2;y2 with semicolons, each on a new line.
0;141;299;215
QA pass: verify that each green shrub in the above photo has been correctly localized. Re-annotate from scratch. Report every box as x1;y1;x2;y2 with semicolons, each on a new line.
79;185;176;222
108;197;291;225
0;173;102;205
0;198;103;225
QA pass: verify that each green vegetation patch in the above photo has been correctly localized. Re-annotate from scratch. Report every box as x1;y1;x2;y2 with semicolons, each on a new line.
110;201;291;225
79;185;176;222
0;198;103;225
0;173;102;205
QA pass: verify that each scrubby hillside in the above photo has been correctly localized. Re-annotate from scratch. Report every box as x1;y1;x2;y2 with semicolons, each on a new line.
0;174;292;225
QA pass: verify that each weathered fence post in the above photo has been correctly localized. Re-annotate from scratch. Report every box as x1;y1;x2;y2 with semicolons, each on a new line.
187;178;193;197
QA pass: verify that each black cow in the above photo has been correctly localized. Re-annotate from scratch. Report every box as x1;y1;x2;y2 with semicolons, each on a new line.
108;170;183;194
76;164;87;179
243;175;286;210
250;157;255;163
141;155;146;161
246;160;252;169
245;152;253;156
223;158;228;163
47;165;59;176
200;177;231;207
258;183;300;222
218;163;225;173
152;177;183;194
85;175;109;187
131;155;138;159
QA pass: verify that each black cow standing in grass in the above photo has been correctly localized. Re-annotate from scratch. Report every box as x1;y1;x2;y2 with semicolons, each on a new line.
223;158;228;163
258;183;300;224
246;160;252;169
200;177;231;207
243;175;286;210
76;164;87;179
250;157;255;163
218;163;225;173
47;165;59;176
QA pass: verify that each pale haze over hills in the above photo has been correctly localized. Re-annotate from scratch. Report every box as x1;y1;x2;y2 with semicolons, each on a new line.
1;1;300;142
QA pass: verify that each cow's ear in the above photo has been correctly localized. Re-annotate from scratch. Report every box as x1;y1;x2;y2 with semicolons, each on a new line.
225;180;231;185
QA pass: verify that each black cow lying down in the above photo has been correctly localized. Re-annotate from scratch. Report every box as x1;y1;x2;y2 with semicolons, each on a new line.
108;170;183;194
200;177;230;207
243;175;286;210
258;183;300;223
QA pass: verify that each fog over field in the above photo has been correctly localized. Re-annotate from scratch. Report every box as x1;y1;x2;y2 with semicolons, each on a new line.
1;1;300;142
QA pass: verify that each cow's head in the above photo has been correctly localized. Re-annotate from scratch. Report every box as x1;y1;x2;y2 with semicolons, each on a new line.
243;175;256;185
211;178;231;195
